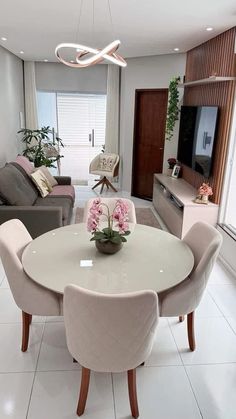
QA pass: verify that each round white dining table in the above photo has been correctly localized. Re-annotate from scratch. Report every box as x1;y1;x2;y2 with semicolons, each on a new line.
22;223;194;295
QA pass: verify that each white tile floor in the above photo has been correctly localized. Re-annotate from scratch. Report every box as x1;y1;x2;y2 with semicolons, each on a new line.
0;186;236;418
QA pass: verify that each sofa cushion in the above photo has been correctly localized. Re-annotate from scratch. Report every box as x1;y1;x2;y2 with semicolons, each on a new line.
48;185;75;203
30;169;53;198
35;166;58;187
15;155;34;175
0;163;37;205
34;196;72;224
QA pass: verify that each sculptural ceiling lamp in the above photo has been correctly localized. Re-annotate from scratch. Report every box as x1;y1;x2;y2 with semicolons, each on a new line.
55;0;127;68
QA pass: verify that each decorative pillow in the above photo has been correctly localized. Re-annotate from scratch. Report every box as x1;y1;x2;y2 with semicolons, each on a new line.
15;155;34;175
30;169;53;198
99;155;117;172
0;163;37;205
35;166;58;187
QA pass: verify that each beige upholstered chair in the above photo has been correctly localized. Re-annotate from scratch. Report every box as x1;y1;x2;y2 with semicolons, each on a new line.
83;197;137;224
89;153;119;193
0;219;63;352
64;285;159;418
159;222;222;351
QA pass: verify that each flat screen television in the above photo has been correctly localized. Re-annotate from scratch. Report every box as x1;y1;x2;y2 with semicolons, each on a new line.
177;105;219;178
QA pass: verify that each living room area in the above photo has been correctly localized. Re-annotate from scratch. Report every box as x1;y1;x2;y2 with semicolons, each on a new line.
0;1;236;418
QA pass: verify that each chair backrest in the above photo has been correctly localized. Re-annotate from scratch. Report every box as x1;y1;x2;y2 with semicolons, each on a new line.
64;285;159;373
83;197;137;224
0;219;32;308
0;219;60;315
89;153;119;177
182;221;222;308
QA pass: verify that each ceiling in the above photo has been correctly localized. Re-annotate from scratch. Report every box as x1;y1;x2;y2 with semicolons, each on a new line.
0;0;235;62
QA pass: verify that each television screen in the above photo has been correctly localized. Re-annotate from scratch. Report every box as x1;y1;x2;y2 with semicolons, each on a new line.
177;106;218;178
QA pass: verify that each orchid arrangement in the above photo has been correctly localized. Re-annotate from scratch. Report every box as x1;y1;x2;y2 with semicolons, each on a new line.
198;183;213;197
87;198;131;245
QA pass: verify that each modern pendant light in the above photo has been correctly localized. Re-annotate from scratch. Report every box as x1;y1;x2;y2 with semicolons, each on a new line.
55;0;127;68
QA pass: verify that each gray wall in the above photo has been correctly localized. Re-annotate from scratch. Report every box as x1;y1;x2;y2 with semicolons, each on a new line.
35;62;107;93
0;46;25;166
119;53;186;192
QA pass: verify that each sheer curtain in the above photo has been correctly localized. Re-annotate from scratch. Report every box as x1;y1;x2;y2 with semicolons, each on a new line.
24;61;38;129
105;65;120;154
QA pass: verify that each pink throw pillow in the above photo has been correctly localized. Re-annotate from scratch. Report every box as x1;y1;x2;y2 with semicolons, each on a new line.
15;155;34;175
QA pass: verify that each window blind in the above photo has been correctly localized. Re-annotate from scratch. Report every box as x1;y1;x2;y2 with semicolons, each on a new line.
57;93;106;147
56;93;106;183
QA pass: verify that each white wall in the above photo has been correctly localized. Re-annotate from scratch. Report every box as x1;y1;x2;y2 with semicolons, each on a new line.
0;46;25;166
119;53;186;192
35;62;107;94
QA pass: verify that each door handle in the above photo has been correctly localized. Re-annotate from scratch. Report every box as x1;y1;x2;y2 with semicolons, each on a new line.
159;147;164;150
92;129;95;147
89;133;91;143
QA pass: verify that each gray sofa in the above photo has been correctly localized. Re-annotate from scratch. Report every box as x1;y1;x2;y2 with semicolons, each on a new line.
0;159;75;238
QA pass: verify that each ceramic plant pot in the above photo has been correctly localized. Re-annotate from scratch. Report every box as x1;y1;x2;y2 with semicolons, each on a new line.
95;240;123;254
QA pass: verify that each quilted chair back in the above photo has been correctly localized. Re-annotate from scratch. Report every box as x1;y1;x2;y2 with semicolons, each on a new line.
83;197;137;224
64;285;159;373
0;219;61;316
160;222;222;316
89;153;119;177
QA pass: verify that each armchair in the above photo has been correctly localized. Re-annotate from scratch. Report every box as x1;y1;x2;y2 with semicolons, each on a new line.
89;153;119;193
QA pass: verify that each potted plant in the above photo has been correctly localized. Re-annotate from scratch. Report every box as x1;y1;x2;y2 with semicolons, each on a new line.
18;126;64;168
165;76;181;141
87;198;131;254
195;183;213;204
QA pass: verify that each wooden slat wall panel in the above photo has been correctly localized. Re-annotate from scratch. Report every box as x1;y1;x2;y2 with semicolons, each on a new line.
185;28;236;81
181;28;236;204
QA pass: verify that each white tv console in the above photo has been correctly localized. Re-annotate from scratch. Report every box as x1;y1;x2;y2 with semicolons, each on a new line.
153;174;219;238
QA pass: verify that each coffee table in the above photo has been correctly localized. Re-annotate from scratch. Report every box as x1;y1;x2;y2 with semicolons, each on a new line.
22;223;194;295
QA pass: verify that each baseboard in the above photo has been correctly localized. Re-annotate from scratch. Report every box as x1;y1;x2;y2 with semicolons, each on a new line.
218;254;236;279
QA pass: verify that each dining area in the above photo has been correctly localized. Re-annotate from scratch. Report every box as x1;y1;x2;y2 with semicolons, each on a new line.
0;195;234;419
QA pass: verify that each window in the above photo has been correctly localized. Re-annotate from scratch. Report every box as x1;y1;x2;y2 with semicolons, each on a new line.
37;91;106;183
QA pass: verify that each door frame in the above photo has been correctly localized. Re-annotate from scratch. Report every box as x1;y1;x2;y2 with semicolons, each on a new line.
131;88;168;199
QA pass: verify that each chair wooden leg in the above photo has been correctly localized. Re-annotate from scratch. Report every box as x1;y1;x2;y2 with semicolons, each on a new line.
106;178;117;192
92;177;104;190
100;180;105;193
127;369;139;418
77;367;91;416
21;311;31;352
179;315;185;322
187;311;196;351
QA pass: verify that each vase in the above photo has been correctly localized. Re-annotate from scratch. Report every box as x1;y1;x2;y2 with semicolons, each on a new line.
201;195;209;204
166;168;172;176
95;240;123;255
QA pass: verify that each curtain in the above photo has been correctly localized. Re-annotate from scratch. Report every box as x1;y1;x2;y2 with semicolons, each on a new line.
24;61;38;129
105;65;120;154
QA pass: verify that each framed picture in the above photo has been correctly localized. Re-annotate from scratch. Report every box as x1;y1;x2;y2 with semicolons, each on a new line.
171;164;181;178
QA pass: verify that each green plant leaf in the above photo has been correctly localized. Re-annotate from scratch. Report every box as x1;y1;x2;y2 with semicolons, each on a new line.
165;76;181;141
18;126;65;168
121;230;131;236
110;236;122;244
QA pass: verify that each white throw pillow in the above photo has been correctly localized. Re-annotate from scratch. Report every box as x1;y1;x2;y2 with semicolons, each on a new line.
35;166;58;187
30;169;53;198
99;155;117;172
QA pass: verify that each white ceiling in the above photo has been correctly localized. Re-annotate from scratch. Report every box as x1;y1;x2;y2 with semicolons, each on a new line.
0;0;235;62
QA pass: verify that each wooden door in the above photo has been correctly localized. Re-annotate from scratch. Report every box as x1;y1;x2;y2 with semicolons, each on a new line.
132;89;168;200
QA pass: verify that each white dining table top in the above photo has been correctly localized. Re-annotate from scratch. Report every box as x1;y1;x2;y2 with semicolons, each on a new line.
22;223;194;295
